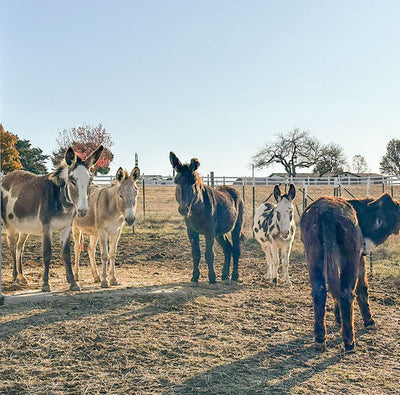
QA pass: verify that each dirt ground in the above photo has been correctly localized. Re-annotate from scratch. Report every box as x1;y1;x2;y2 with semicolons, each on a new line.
1;185;400;394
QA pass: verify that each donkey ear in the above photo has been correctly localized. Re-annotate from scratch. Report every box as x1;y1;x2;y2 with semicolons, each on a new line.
116;167;125;182
273;185;281;201
85;145;104;169
288;183;296;200
131;166;140;181
189;158;200;172
65;147;76;166
170;152;182;170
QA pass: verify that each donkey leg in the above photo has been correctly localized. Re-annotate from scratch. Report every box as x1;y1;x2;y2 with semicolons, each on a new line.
263;244;273;281
216;235;232;283
88;236;100;283
270;244;280;284
205;235;216;284
72;229;82;281
108;231;122;286
60;226;80;291
98;232;109;288
356;256;375;328
187;229;201;284
5;228;18;282
339;287;356;351
231;228;241;283
42;227;52;292
333;297;341;327
311;269;327;350
15;233;29;285
280;241;292;287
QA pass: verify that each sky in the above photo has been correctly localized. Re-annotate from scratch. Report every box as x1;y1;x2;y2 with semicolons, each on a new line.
1;0;399;178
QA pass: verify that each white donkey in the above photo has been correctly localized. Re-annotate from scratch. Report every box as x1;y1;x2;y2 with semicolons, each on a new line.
73;166;140;287
253;184;296;286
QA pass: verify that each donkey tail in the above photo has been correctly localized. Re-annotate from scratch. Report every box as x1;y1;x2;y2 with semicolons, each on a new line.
320;213;341;297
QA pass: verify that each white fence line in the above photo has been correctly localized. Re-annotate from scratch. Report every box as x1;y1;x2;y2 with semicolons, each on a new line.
94;174;400;187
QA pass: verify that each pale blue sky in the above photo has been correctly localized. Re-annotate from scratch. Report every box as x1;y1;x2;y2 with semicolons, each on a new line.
1;1;399;177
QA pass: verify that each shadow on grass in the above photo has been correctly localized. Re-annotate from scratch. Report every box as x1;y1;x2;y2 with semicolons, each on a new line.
0;281;241;340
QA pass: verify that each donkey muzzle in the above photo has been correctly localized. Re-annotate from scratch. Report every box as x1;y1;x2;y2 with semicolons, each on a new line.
77;208;89;217
281;230;290;239
178;205;189;216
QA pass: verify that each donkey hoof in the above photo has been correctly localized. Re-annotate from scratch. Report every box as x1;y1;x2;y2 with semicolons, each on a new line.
365;320;376;330
17;275;28;285
73;273;79;281
70;283;80;292
344;343;356;353
101;281;109;288
42;284;51;293
109;278;118;286
314;341;327;352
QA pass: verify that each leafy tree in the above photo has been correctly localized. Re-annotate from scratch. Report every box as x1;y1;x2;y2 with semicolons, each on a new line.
380;138;400;176
313;143;347;176
352;154;368;174
16;138;49;174
52;124;113;174
252;128;321;177
1;124;22;174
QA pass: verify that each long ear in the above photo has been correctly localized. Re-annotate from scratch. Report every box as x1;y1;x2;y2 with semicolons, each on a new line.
170;151;182;171
131;166;140;181
273;185;281;201
65;147;76;166
288;183;296;200
189;158;200;172
116;167;125;182
85;145;104;169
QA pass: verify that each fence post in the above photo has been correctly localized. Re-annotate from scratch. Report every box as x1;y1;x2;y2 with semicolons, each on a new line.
242;177;245;201
210;172;215;187
367;177;370;197
252;165;255;239
303;180;308;211
142;175;146;219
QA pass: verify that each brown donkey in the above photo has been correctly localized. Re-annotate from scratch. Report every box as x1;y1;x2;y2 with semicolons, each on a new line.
300;194;400;351
73;166;140;287
170;152;244;284
1;146;104;292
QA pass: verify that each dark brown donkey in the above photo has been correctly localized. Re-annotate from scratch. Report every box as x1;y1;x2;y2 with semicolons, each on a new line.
1;146;104;292
170;152;244;284
300;194;400;351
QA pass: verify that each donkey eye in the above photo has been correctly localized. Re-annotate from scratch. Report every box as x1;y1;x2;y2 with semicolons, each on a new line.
70;178;77;186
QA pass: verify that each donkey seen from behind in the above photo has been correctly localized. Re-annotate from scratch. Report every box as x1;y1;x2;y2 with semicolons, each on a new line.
300;194;400;352
73;166;140;287
1;146;104;292
170;152;244;285
253;184;296;286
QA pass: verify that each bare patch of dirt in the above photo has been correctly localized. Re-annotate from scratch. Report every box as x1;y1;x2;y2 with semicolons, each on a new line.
1;215;400;394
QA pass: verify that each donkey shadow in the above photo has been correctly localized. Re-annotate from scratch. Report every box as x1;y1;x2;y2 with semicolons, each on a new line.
0;281;241;340
165;332;356;395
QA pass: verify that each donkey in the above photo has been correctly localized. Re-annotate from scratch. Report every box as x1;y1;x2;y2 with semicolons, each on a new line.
1;146;104;292
170;152;244;284
300;194;400;351
253;184;296;286
72;166;140;287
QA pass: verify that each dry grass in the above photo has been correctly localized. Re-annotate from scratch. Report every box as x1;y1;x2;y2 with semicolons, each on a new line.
1;185;400;394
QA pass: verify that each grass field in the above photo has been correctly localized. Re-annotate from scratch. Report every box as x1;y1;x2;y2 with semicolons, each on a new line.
1;185;399;394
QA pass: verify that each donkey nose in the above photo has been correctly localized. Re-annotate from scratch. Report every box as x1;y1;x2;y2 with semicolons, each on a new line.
281;230;290;239
78;208;88;217
125;215;135;226
178;205;189;216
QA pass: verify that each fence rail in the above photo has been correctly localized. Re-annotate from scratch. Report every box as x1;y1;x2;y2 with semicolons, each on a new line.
94;174;400;187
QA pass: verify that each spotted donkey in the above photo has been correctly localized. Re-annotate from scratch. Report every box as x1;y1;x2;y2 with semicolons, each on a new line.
253;184;296;286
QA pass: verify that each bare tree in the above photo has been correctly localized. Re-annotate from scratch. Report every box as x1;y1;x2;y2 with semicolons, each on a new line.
252;129;321;177
352;154;368;174
313;143;347;176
